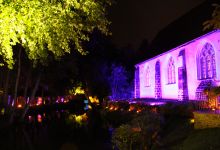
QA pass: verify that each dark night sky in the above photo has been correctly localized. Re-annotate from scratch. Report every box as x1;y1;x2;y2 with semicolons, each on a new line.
108;0;205;49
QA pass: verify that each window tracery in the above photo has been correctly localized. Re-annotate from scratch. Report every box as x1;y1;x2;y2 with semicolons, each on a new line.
197;43;216;80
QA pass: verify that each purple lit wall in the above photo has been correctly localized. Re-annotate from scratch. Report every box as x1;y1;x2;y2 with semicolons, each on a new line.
135;30;220;101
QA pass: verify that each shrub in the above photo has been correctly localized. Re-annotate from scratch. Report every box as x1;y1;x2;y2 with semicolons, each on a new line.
112;111;162;150
159;102;193;118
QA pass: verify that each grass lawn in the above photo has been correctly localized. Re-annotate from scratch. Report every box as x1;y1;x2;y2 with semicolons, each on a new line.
176;128;220;150
153;118;220;150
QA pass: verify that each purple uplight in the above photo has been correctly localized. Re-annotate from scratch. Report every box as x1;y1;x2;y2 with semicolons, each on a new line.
148;102;165;106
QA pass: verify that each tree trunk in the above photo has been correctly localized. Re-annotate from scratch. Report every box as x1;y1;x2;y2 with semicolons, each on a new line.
23;128;34;150
13;46;22;106
0;68;4;103
9;46;22;123
21;72;41;119
84;81;90;99
24;68;31;99
3;68;10;106
30;72;41;103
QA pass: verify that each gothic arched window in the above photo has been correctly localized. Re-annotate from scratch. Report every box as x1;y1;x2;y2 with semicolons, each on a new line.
168;57;175;84
197;43;216;80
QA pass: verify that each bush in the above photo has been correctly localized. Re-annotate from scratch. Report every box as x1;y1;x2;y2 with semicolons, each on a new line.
112;124;141;150
159;102;193;118
112;111;162;150
104;110;135;128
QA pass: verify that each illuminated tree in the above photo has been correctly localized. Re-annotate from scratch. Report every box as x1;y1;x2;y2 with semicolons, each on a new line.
108;64;133;100
203;4;220;30
0;0;111;69
204;86;220;109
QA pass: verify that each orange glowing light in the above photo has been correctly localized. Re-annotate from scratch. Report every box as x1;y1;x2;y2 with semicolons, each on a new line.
17;104;22;108
132;127;141;132
128;105;135;111
37;114;42;123
110;106;114;110
136;109;141;113
114;107;118;110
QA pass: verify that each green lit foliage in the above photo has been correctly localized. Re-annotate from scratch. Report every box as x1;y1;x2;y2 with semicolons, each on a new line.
0;0;111;68
203;4;220;30
68;82;85;95
66;113;88;127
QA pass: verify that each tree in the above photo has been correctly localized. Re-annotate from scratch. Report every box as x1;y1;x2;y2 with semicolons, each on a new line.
108;64;133;100
203;4;220;30
204;86;220;109
0;0;112;123
112;124;140;150
0;0;111;69
112;111;162;150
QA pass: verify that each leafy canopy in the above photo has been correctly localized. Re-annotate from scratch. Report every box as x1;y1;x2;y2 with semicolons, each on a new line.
0;0;111;68
203;4;220;30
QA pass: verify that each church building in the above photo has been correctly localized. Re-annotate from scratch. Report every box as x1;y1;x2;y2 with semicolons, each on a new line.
134;30;220;103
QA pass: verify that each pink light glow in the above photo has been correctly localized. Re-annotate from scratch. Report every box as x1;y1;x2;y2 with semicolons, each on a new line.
37;97;43;105
148;102;165;106
28;115;34;123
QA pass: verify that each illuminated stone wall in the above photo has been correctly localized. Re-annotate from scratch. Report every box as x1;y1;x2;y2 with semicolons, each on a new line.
135;30;220;101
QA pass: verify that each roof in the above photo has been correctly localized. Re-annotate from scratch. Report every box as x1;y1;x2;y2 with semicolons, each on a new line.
135;29;220;67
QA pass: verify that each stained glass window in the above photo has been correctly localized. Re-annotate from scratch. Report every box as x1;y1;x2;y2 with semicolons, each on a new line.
168;57;175;84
